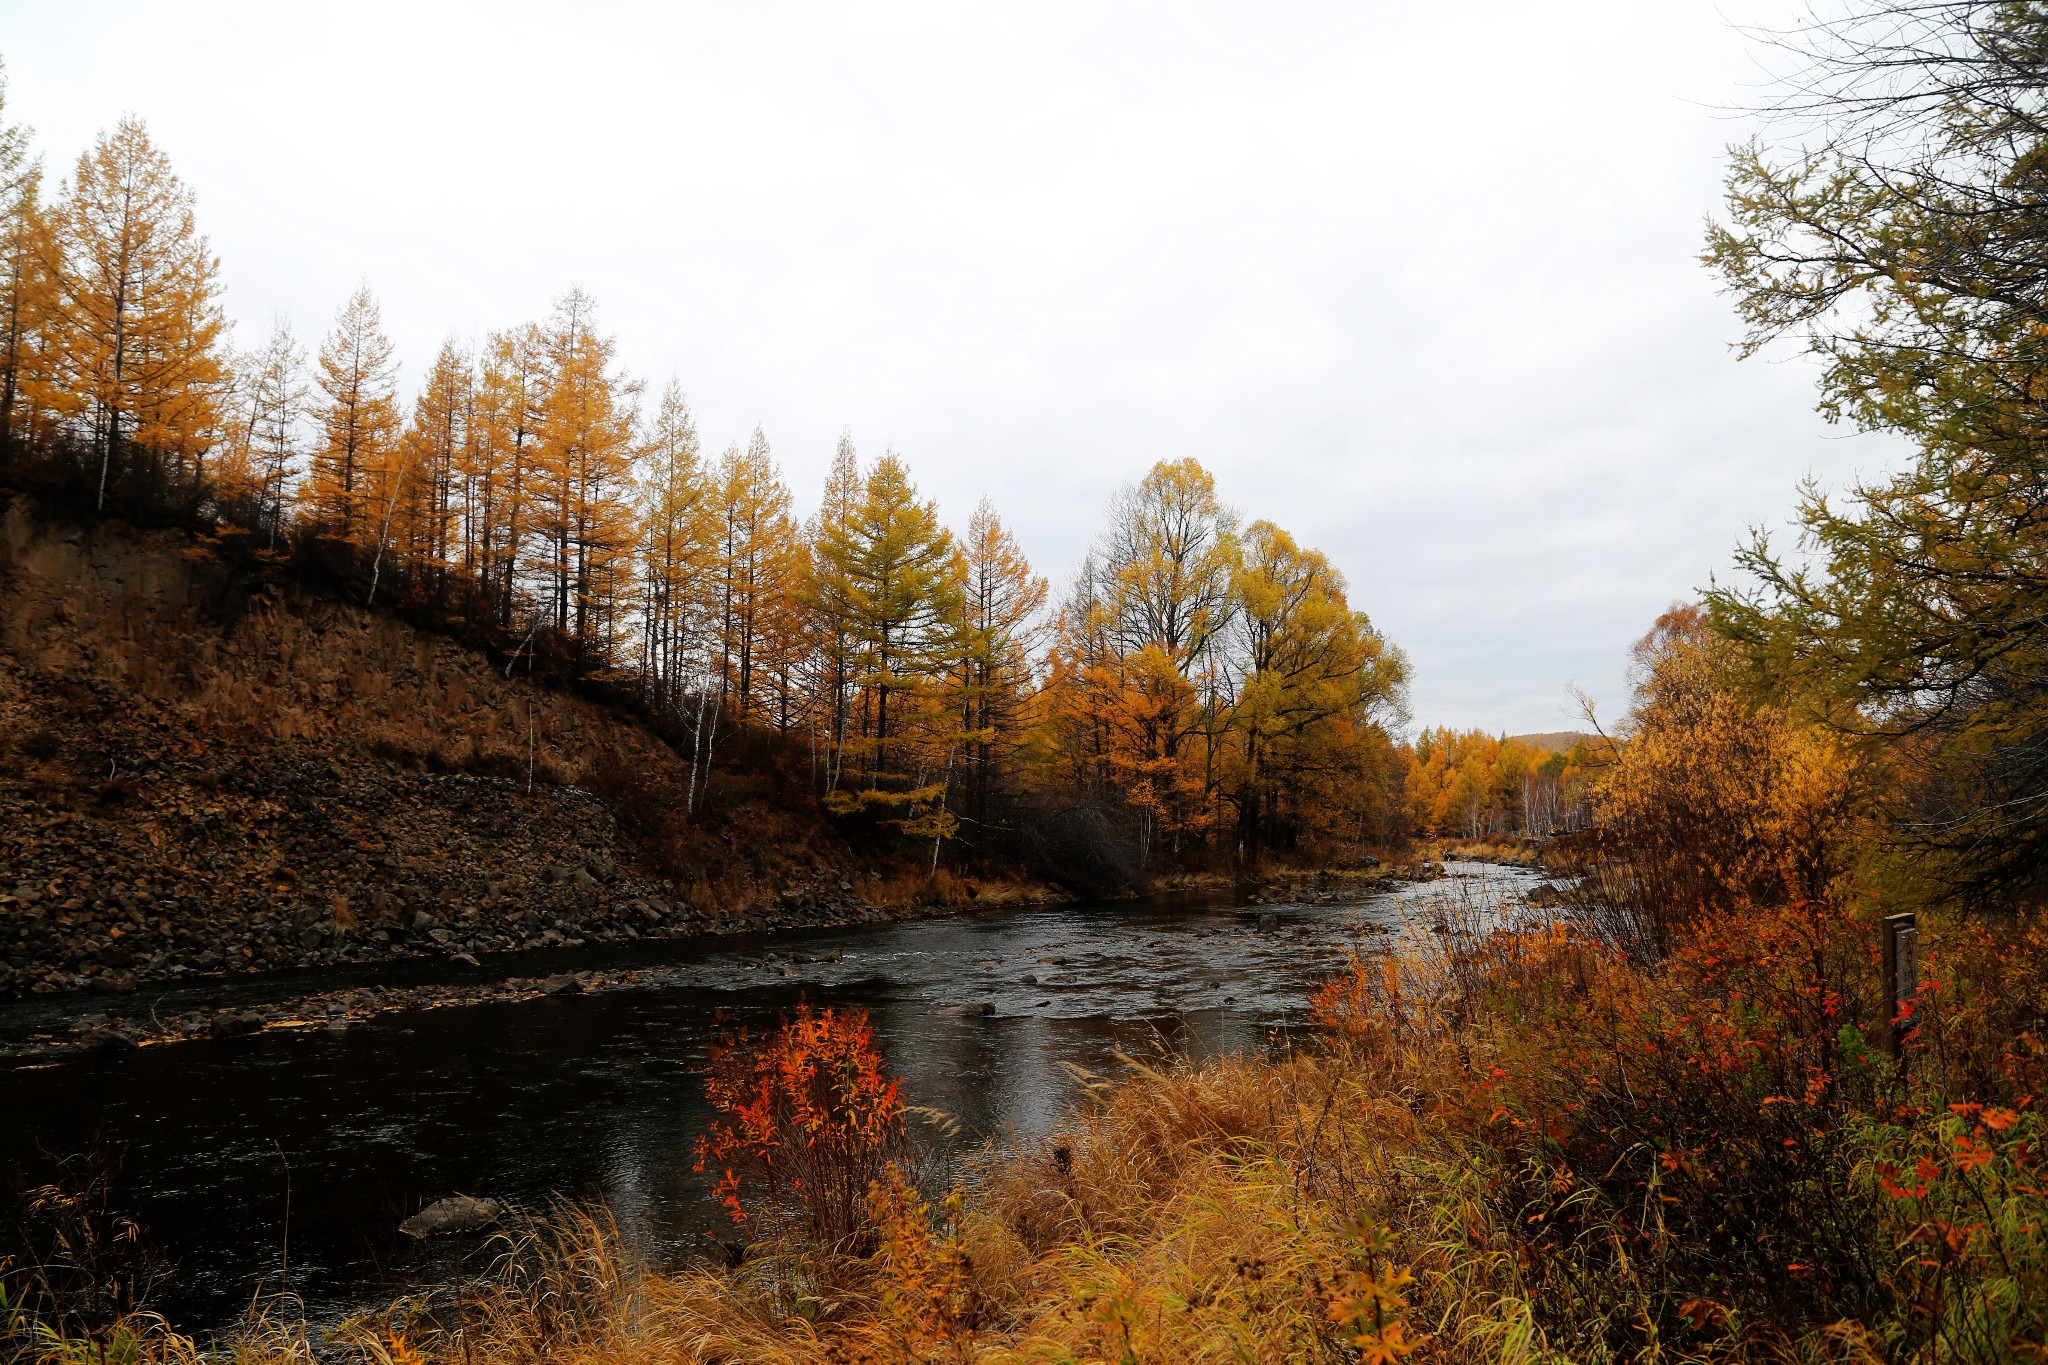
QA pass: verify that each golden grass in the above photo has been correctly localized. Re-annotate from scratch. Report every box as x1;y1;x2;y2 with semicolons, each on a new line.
1428;836;1543;868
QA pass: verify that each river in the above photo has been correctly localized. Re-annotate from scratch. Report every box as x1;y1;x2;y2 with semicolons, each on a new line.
1;861;1544;1331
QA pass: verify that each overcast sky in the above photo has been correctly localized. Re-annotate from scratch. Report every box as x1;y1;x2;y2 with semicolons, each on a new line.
0;0;1910;735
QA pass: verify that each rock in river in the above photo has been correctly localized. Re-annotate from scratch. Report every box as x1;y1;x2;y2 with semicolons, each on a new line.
399;1194;503;1238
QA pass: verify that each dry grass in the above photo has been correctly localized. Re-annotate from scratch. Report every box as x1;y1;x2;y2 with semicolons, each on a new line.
1429;836;1543;868
855;869;1058;913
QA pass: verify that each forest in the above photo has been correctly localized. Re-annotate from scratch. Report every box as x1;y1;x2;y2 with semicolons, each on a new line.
10;0;2048;1361
0;78;1431;882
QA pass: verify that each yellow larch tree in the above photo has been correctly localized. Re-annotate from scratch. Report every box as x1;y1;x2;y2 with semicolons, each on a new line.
815;451;962;830
0;60;50;462
754;523;818;737
305;282;399;552
533;287;639;658
467;323;546;627
637;378;715;713
382;337;470;600
706;428;799;724
954;496;1047;825
36;117;227;510
807;430;865;791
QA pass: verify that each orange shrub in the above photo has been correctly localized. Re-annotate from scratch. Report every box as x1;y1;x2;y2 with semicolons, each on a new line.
693;1005;906;1251
1302;901;1891;1346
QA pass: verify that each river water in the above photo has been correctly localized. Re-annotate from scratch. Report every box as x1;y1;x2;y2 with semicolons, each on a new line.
1;862;1543;1331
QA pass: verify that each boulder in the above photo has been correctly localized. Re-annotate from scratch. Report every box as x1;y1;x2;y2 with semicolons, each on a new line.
399;1194;502;1238
75;1024;138;1052
209;1011;264;1038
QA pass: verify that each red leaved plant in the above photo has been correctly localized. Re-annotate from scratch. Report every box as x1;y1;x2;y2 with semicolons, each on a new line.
692;1005;906;1253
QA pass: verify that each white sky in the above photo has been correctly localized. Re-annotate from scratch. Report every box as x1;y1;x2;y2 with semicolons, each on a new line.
0;0;1910;734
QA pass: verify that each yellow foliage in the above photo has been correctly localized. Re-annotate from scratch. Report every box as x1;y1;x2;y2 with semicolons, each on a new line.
1599;604;1861;925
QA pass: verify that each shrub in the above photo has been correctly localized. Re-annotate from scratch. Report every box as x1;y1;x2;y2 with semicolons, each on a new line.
693;1006;906;1253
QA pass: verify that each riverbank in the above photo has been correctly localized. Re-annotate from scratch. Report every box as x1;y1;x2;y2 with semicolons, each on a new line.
0;713;887;999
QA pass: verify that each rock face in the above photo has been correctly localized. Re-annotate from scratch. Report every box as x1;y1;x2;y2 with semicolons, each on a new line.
0;497;880;998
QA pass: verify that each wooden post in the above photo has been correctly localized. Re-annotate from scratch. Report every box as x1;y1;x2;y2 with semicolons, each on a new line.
1881;911;1918;1060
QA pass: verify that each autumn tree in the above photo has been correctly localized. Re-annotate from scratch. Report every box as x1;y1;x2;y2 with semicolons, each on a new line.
533;287;639;655
225;315;306;546
708;429;799;724
0;59;47;461
814;452;962;829
752;520;815;737
1407;729;1498;837
637;378;714;714
808;431;865;792
1035;556;1119;801
467;323;546;627
371;337;470;603
954;497;1047;825
1097;458;1237;670
1056;458;1238;857
36;117;226;510
1602;606;1860;938
304;283;399;550
1706;0;2048;903
1041;459;1412;869
1406;729;1591;840
1223;519;1407;857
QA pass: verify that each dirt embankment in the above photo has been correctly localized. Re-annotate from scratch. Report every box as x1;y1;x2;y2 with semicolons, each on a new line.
0;498;883;999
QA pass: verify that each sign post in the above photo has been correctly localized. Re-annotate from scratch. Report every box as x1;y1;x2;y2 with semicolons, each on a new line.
1881;912;1919;1061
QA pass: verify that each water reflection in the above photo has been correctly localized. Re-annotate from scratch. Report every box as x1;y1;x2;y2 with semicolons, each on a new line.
2;864;1541;1329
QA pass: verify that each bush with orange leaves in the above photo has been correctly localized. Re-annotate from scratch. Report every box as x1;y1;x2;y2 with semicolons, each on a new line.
692;1004;907;1253
1439;908;1888;1339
